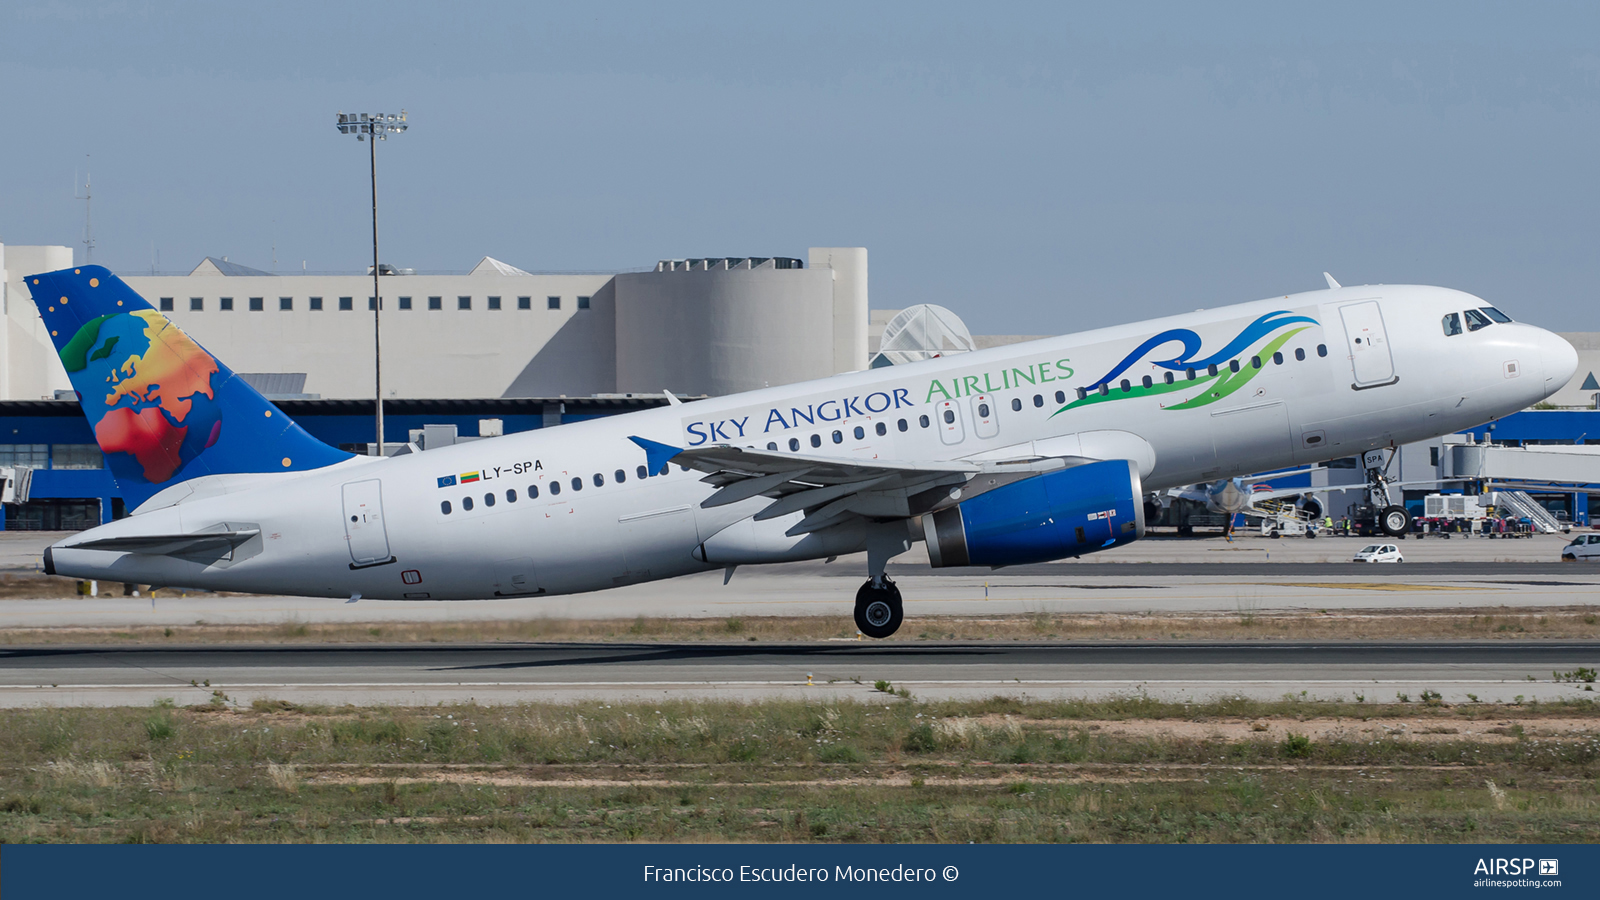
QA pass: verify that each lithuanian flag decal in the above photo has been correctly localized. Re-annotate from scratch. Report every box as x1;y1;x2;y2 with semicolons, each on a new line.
460;471;481;483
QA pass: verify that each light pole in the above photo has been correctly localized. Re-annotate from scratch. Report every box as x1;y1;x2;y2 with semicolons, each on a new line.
336;110;408;454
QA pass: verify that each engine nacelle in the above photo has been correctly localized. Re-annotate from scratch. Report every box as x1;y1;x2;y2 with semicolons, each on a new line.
923;459;1144;568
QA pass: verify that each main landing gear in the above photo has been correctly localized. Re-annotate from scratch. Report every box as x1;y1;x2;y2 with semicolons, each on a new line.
854;576;903;639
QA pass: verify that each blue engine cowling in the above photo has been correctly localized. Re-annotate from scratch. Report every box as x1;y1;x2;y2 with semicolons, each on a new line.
923;459;1144;568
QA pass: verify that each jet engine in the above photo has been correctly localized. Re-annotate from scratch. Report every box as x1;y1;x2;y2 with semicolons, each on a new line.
923;459;1144;568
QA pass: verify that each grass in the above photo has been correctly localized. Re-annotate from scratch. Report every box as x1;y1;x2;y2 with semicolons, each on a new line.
0;607;1595;645
0;696;1595;843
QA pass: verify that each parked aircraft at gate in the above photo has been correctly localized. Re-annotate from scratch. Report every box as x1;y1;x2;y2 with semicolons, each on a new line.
29;266;1576;636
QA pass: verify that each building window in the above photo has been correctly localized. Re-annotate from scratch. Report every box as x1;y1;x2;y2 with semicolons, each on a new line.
189;297;203;311
458;296;471;310
518;296;531;310
428;296;442;310
220;297;234;311
368;297;377;310
50;444;104;469
547;296;560;310
578;296;591;310
309;297;323;311
398;296;412;310
159;298;174;311
488;296;502;310
247;297;263;311
339;297;353;311
279;297;293;311
0;445;49;467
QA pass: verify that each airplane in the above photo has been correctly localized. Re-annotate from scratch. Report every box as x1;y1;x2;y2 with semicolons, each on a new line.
27;265;1576;638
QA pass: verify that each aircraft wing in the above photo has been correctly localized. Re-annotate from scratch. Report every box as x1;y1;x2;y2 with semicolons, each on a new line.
629;437;1064;536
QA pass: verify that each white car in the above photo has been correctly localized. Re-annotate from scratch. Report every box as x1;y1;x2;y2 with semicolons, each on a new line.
1561;533;1600;561
1354;544;1404;563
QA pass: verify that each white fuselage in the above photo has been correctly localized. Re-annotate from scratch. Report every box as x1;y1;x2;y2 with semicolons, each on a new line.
50;284;1575;599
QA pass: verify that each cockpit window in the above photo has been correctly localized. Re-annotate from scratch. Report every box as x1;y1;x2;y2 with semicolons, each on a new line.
1441;312;1461;336
1464;308;1492;332
1479;306;1512;323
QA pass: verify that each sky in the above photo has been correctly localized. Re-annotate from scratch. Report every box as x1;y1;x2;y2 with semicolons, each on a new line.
3;1;1599;335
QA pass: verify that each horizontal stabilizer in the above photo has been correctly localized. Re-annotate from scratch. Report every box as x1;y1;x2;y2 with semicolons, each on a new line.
67;529;260;557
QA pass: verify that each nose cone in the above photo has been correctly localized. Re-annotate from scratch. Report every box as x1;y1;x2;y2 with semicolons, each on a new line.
1539;329;1579;391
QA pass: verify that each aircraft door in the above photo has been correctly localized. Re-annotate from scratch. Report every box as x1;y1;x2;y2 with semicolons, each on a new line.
493;556;543;596
1339;301;1396;387
935;400;965;445
970;394;999;439
341;480;393;566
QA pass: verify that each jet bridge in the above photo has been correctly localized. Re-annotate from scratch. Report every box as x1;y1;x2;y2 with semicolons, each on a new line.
1439;437;1600;531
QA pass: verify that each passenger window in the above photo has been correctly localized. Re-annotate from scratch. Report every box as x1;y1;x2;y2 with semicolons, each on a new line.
1011;398;1022;411
636;465;647;480
484;492;495;507
1098;384;1109;396
593;473;604;487
789;438;800;451
659;465;670;476
572;477;583;491
1229;360;1240;373
615;469;626;483
1207;365;1218;377
810;434;822;448
1480;307;1512;323
832;430;843;443
528;484;539;498
766;442;777;450
1054;390;1066;403
463;496;474;511
875;422;887;436
1033;394;1043;407
1465;309;1492;331
1076;388;1088;401
853;426;865;440
549;481;560;496
506;489;517;502
1442;312;1462;336
919;415;930;428
1141;375;1152;389
897;419;908;432
978;402;991;416
1295;347;1305;361
943;410;955;424
1317;344;1327;357
1186;368;1197;380
441;500;452;515
1272;351;1283;365
1163;372;1174;385
1118;380;1130;393
1250;356;1261;369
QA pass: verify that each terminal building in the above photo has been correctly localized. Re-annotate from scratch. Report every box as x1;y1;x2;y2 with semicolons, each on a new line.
4;238;1600;530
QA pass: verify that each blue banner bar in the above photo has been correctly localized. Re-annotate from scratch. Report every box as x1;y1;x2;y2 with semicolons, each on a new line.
4;844;1595;899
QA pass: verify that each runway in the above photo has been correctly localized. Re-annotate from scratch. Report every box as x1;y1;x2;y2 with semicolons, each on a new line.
2;640;1596;707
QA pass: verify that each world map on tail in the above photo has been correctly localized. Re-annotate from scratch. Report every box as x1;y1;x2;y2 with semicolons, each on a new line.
26;266;351;509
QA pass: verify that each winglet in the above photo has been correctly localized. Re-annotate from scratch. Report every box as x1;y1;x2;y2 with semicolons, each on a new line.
662;389;682;407
1323;272;1341;290
628;436;683;474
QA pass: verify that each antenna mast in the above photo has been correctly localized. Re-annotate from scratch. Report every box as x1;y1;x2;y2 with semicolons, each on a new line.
74;156;94;264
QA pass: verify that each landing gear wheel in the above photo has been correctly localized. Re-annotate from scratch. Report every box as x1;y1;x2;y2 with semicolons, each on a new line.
1380;505;1410;537
854;579;903;639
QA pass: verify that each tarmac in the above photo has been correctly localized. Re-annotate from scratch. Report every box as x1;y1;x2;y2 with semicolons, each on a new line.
0;529;1595;707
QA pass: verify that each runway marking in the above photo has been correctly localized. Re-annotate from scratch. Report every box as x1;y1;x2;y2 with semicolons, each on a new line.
1271;582;1492;592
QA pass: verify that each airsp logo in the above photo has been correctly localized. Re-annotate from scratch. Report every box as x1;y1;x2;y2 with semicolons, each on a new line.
1539;859;1559;877
1473;858;1552;876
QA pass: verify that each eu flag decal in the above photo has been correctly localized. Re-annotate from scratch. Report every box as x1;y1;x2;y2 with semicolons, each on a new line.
437;475;457;488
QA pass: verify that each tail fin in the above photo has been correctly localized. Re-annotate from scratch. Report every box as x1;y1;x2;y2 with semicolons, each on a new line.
26;265;351;509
